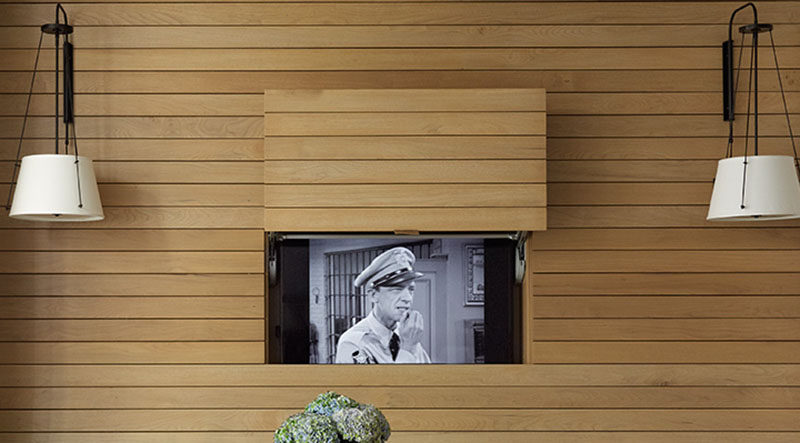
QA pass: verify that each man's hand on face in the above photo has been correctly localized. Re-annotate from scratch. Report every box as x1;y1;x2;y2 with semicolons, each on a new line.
397;310;424;352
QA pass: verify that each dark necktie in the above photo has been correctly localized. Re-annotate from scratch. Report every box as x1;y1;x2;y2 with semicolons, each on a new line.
389;333;400;361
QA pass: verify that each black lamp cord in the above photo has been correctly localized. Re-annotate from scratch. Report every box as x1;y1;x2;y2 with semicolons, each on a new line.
769;31;800;177
4;32;44;211
741;28;755;209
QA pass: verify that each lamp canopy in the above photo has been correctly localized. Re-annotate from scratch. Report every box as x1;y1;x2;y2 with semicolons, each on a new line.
9;155;104;222
707;2;800;221
708;156;800;221
5;3;104;222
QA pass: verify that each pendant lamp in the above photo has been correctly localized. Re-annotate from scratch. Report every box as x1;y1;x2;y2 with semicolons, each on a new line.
5;3;103;222
707;2;800;221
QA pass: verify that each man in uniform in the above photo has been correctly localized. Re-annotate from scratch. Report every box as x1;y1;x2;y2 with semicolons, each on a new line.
335;247;431;364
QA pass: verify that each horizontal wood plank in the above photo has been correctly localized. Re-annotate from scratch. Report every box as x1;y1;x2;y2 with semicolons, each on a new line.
5;48;798;71
5;71;798;94
265;112;545;136
0;319;264;341
7;25;799;49
3;161;256;185
549;183;712;205
265;89;545;112
264;207;546;231
0;229;263;251
0;117;263;139
4;3;800;26
264;160;545;184
531;272;800;295
1;184;262;206
0;297;264;319
532;342;800;364
532;251;800;273
0;386;796;409
548;160;716;182
533;296;800;318
0;408;797;431
0;274;263;296
265;184;545;207
549;115;800;137
2;364;797;387
0;94;262;117
265;136;546;160
0;139;263;161
547;137;800;160
548;206;800;228
534;319;800;341
533;228;800;250
9;90;791;119
0;343;264;364
0;208;264;228
0;252;263;273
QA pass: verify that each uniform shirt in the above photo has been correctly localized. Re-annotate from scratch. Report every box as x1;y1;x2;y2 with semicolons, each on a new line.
335;311;431;364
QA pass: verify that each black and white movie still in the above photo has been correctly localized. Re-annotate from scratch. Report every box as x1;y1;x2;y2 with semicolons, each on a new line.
309;238;486;364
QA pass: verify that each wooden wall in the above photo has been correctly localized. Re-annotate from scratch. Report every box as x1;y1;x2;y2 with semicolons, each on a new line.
0;0;799;441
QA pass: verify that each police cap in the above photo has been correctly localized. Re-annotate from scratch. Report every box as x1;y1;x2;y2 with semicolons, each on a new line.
354;246;424;290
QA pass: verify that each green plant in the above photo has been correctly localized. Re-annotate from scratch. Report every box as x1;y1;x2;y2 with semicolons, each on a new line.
274;392;391;443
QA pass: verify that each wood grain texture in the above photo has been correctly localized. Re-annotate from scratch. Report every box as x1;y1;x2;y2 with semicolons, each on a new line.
0;408;798;431
7;47;798;71
264;207;547;231
265;89;546;112
0;297;264;319
531;272;800;295
0;274;264;296
533;296;800;318
265;136;546;160
0;386;796;409
0;208;264;228
532;228;800;250
532;342;800;364
3;162;263;184
0;139;264;161
0;116;263;138
0;251;264;273
4;3;800;26
3;364;798;387
2;0;800;439
264;160;545;184
6;71;800;94
0;229;263;251
265;184;546;207
533;319;800;340
0;319;265;341
0;343;265;364
9;25;800;49
16;89;799;118
265;112;545;135
532;250;800;273
264;88;547;232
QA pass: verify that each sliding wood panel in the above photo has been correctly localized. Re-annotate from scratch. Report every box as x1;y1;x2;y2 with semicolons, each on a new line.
264;88;546;231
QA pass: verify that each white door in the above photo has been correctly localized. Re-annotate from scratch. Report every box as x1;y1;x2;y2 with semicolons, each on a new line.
411;258;447;363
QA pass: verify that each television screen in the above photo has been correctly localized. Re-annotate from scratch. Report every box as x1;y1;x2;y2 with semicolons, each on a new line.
269;236;521;364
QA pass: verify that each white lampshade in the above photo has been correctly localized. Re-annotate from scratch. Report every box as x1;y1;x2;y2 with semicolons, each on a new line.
707;155;800;221
9;154;104;222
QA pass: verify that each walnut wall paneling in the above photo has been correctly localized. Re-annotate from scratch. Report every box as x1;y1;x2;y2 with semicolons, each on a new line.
264;88;547;232
1;0;799;441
